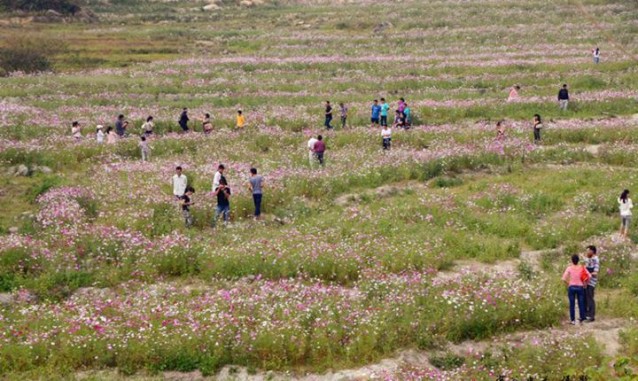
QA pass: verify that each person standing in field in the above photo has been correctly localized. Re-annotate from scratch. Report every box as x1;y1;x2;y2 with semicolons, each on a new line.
314;135;326;166
324;101;333;130
397;97;406;115
179;108;190;132
213;164;225;192
380;98;390;127
584;245;599;322
115;114;126;137
106;126;118;144
96;125;105;144
403;103;412;128
142;116;154;137
71;121;82;141
371;99;381;128
508;85;520;102
558;84;570;111
213;178;231;227
139;136;150;162
172;166;188;200
562;254;590;325
618;189;633;238
236;110;246;129
247;168;264;220
180;186;195;227
339;102;348;129
382;124;392;150
532;114;543;144
592;47;600;64
203;113;213;134
307;135;318;167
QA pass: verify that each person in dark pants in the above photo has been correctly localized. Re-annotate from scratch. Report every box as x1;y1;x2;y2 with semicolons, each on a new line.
212;178;231;227
314;135;326;166
179;108;190;132
247;168;264;220
532;114;543;144
562;254;590;325
339;102;348;129
115;114;125;137
324;101;333;130
584;245;600;322
179;186;195;227
558;84;569;111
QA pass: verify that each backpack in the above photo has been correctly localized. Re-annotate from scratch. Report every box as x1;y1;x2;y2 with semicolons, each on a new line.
580;266;590;283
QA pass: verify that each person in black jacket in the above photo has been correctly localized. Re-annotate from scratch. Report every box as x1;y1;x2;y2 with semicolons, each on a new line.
179;108;189;132
558;84;569;111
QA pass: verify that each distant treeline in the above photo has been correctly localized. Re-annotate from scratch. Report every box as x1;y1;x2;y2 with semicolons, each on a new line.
0;0;81;14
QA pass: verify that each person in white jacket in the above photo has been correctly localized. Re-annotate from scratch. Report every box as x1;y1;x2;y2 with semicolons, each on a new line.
618;189;633;238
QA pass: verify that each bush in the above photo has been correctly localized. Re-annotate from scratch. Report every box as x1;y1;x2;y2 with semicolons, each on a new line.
0;0;80;14
0;35;67;75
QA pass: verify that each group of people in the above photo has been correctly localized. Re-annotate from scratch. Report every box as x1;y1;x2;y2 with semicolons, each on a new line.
500;83;574;144
171;164;265;227
560;189;632;325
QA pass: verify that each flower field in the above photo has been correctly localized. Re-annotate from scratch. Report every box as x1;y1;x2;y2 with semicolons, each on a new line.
1;0;638;379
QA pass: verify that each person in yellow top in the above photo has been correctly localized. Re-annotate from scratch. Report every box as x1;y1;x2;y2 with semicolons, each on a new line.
236;110;245;129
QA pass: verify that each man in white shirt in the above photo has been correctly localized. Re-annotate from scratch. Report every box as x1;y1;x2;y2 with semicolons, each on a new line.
172;166;187;199
212;164;225;192
307;136;318;167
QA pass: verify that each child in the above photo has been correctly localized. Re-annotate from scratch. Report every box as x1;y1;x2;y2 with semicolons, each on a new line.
96;125;105;144
496;121;505;140
236;110;245;129
507;85;520;102
403;103;412;129
180;186;195;227
371;99;381;128
142;116;154;137
380;98;390;127
382;125;392;150
592;47;600;64
339;102;348;129
106;126;118;144
213;178;231;227
139;136;150;162
203;113;213;134
392;110;404;129
71;121;81;141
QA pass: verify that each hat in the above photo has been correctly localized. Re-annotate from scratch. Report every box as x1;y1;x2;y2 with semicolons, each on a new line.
96;125;104;129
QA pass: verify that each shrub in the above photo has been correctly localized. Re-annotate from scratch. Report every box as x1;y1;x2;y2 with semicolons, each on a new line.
0;0;80;14
0;35;67;75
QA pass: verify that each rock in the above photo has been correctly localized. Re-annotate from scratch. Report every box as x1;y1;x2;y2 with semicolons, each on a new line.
75;8;99;23
36;166;52;174
373;21;393;33
8;227;19;234
202;3;220;11
0;293;12;306
14;164;29;177
239;0;254;7
45;9;63;17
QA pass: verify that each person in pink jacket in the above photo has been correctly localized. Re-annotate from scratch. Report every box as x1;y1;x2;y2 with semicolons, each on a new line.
562;254;590;325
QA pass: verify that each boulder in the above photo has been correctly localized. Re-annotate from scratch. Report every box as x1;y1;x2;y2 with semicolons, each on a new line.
45;9;63;17
202;3;220;11
8;227;19;234
0;293;12;306
15;164;29;177
75;8;99;23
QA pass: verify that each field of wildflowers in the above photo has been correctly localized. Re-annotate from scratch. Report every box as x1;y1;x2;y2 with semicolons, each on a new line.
1;0;638;379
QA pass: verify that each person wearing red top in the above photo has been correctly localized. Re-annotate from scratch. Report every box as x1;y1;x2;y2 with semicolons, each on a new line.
313;135;326;166
562;254;590;325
